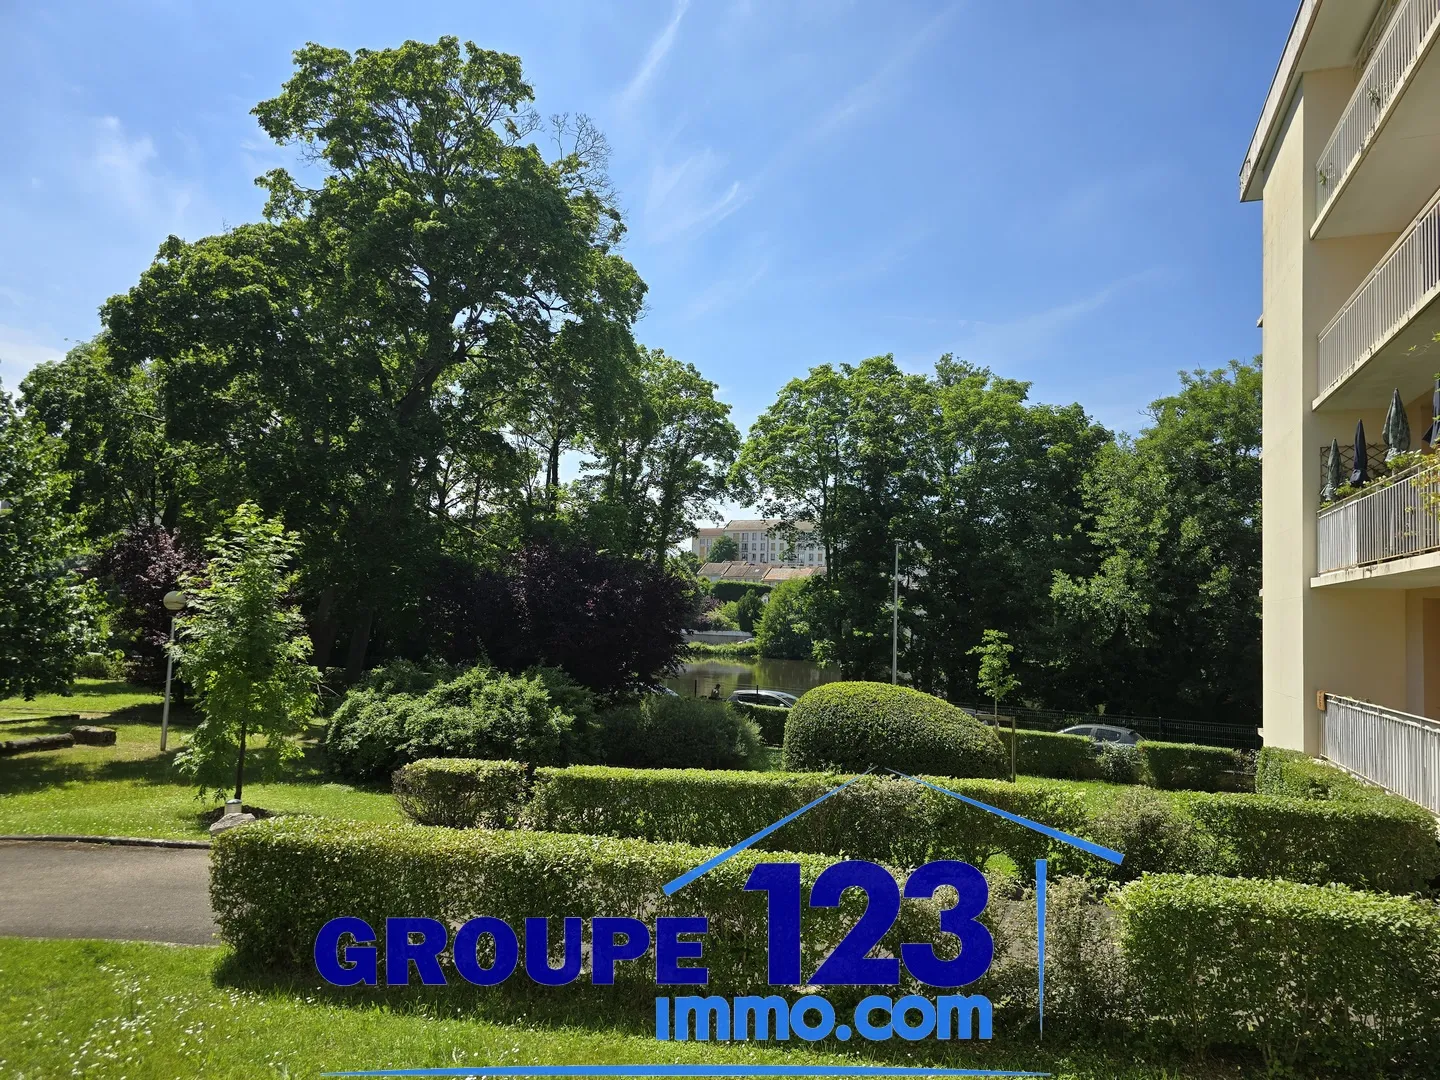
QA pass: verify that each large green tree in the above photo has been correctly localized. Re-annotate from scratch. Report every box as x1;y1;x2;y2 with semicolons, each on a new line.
19;337;189;543
581;346;740;563
102;38;646;677
1051;359;1262;721
904;357;1110;703
0;389;99;698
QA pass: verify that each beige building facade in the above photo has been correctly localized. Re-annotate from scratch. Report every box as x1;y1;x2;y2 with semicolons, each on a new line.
691;519;826;568
1245;0;1440;812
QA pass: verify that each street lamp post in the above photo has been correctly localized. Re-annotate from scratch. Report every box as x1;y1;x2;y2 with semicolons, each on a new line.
891;541;900;685
160;590;187;751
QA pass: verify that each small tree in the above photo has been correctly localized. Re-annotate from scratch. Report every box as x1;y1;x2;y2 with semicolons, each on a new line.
174;502;318;801
708;535;739;562
969;629;1020;780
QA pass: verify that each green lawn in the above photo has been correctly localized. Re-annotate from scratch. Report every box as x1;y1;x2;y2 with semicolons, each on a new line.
0;937;1247;1080
0;683;398;840
0;678;166;719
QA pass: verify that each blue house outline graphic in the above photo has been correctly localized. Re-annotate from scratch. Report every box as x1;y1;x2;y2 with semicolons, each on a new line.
660;767;1126;1037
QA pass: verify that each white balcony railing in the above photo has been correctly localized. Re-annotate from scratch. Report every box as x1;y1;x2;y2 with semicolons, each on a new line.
1314;0;1440;220
1316;463;1440;573
1316;188;1440;397
1323;695;1440;815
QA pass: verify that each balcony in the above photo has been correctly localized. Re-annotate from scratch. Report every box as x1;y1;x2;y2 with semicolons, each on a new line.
1323;695;1440;814
1316;461;1440;575
1314;187;1440;408
1313;0;1440;239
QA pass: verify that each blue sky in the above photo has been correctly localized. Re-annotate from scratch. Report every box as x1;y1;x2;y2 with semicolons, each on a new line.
0;0;1291;516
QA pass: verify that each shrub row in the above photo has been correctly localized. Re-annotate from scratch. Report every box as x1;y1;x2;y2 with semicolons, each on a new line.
1138;740;1251;792
1119;874;1440;1073
327;662;763;781
392;759;1440;893
214;819;1440;1072
210;815;942;1002
725;701;789;744
1256;745;1432;816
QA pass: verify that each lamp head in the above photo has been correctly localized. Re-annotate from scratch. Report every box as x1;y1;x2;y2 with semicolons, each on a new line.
162;590;188;613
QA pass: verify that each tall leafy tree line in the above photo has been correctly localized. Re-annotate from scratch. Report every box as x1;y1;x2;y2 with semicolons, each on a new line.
8;37;736;692
737;355;1262;724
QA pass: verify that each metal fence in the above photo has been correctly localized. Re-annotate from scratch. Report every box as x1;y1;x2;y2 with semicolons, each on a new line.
1316;462;1440;573
1317;183;1440;397
952;702;1261;750
1323;694;1440;815
1315;0;1440;220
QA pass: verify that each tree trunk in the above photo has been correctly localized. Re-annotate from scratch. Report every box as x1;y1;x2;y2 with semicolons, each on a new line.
344;608;374;684
234;717;247;802
311;586;339;669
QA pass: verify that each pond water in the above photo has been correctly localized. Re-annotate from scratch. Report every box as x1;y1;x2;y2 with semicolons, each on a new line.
665;657;841;700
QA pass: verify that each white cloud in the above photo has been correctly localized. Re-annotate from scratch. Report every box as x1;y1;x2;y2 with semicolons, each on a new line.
680;256;770;320
753;3;965;187
616;0;692;110
642;148;748;243
90;115;192;227
0;324;66;391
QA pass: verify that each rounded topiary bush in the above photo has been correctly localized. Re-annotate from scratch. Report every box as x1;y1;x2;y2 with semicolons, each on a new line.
782;681;1007;779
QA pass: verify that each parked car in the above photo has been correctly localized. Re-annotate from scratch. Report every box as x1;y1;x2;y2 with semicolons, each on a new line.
727;689;799;709
1059;723;1141;745
959;706;997;726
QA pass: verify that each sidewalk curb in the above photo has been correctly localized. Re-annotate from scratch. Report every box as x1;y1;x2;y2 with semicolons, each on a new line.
0;834;211;850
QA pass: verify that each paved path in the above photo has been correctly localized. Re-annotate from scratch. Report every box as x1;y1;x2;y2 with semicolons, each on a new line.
0;840;217;945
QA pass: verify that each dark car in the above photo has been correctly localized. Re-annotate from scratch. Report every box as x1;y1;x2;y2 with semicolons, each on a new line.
727;689;799;709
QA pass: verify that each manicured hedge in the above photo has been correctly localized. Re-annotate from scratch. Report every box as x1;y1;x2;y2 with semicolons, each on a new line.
1180;791;1440;895
998;730;1098;780
210;816;944;1000
392;759;532;828
726;701;789;744
523;766;1086;871
1137;740;1251;792
782;681;1007;778
708;581;771;603
1255;746;1430;816
214;818;1440;1067
391;757;1440;893
1119;874;1440;1072
593;696;762;770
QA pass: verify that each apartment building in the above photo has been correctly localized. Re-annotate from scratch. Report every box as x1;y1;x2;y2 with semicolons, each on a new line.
1244;0;1440;812
691;519;826;567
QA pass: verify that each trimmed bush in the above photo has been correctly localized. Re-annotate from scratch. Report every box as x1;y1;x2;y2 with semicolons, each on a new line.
1083;786;1206;883
1119;874;1440;1072
1138;740;1251;792
1092;741;1140;785
325;666;580;782
524;766;1087;871
210;816;948;1000
594;696;762;770
393;759;532;828
708;580;770;603
782;681;1007;778
1255;745;1429;814
998;729;1098;780
727;700;788;744
1180;791;1440;895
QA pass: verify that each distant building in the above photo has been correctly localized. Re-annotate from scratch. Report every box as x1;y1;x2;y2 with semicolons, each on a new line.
691;519;825;568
